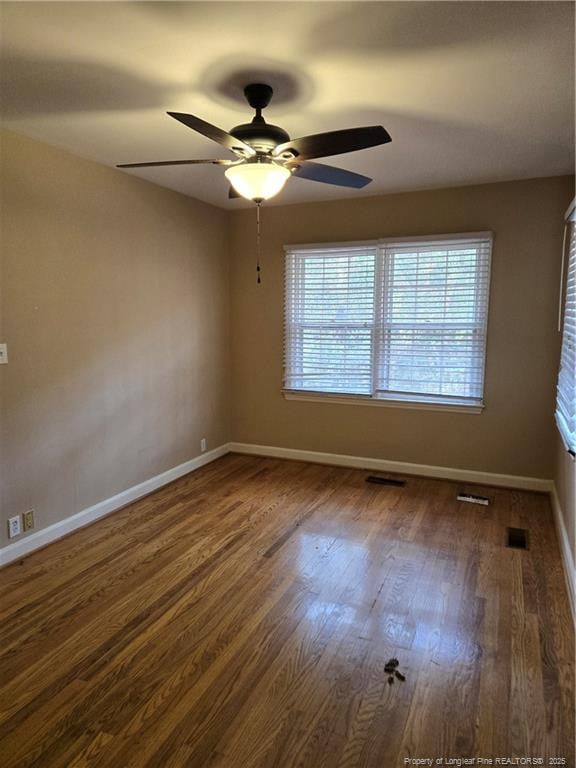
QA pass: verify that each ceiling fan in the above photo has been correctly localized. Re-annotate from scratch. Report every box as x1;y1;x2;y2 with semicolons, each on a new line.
117;83;392;203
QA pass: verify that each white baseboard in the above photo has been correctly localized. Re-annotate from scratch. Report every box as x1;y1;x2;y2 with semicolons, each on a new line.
228;442;553;492
0;444;231;567
1;440;558;570
550;484;576;624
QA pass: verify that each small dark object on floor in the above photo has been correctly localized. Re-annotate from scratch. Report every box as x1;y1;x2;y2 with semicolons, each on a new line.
384;657;399;673
366;476;406;487
385;657;405;683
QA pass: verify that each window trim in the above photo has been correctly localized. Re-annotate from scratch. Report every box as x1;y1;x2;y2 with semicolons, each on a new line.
284;232;493;254
555;413;575;457
283;390;484;414
283;232;493;411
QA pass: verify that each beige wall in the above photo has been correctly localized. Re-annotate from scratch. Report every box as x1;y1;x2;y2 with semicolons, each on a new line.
229;176;573;479
0;130;230;547
2;130;572;554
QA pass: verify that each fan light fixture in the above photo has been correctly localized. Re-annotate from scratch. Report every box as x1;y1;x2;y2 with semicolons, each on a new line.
115;82;392;282
117;83;392;207
225;161;291;202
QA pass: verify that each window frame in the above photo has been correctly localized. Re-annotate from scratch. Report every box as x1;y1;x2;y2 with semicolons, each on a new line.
283;232;493;414
555;201;576;457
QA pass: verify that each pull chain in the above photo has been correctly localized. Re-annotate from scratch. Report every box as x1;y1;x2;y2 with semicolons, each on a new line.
256;202;262;284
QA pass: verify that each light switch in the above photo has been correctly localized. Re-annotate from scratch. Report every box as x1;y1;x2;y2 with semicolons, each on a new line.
0;344;7;364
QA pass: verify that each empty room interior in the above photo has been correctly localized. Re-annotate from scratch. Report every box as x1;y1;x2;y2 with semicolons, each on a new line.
1;2;575;766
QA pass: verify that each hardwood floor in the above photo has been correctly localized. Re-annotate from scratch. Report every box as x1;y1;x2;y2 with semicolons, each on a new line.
0;454;573;767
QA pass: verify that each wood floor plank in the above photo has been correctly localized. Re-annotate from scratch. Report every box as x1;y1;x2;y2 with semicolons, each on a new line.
0;454;573;767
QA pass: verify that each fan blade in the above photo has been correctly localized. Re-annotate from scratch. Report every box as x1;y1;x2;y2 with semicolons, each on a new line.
273;126;391;161
290;161;372;188
228;185;241;199
116;159;235;168
168;112;256;157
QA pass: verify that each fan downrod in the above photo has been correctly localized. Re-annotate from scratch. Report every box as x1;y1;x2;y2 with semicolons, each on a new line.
230;83;289;151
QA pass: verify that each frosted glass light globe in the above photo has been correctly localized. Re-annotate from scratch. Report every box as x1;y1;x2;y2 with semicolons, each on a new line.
225;162;291;202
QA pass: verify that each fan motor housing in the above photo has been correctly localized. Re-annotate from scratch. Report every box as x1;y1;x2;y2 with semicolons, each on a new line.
230;121;290;153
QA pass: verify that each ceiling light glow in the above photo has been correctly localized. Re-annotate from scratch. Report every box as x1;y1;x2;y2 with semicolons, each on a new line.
225;161;291;202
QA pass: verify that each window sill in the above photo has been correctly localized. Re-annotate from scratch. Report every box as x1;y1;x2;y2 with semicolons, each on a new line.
283;391;484;414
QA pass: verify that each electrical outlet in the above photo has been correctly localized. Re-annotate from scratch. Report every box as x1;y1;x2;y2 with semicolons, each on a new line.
22;509;35;532
200;438;207;453
8;515;21;539
0;343;7;364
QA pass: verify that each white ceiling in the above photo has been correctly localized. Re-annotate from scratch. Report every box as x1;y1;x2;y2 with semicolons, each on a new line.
1;1;574;209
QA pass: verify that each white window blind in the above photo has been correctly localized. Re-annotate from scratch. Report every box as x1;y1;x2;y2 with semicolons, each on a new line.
284;233;492;408
556;210;576;454
284;245;378;395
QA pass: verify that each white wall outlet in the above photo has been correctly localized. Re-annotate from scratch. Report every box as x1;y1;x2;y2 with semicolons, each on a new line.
0;343;7;364
8;515;21;539
200;438;207;453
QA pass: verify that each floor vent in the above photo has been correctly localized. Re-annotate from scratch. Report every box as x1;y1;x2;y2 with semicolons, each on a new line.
506;527;529;550
366;476;406;487
457;493;490;506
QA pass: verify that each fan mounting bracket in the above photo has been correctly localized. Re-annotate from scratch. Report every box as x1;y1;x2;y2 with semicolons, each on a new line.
244;83;273;112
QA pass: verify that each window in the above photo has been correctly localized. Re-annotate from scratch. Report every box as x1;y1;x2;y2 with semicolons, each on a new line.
556;205;576;455
284;233;493;411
